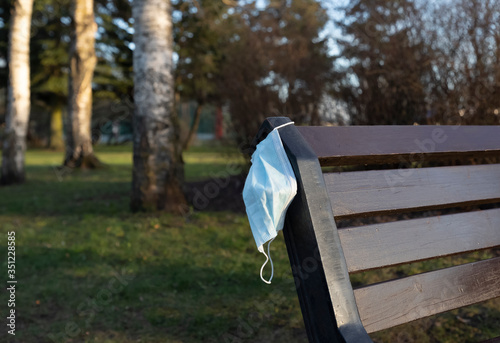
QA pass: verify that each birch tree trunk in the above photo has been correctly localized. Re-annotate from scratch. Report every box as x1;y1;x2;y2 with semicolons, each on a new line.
1;0;34;185
64;0;101;168
131;0;187;213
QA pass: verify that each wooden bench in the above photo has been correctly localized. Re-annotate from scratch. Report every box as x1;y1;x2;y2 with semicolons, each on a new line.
250;117;500;343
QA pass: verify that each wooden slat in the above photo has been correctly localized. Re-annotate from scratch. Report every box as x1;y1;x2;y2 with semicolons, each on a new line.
297;125;500;166
354;257;500;333
339;208;500;273
324;164;500;219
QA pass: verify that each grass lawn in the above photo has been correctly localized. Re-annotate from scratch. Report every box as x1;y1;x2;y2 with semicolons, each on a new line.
0;145;499;343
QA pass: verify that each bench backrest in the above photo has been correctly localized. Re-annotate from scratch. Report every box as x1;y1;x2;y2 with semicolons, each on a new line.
251;117;500;343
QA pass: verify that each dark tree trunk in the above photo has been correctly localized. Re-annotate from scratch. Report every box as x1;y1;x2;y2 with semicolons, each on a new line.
309;103;320;126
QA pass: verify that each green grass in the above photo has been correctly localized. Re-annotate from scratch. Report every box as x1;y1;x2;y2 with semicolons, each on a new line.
0;145;499;342
0;145;304;343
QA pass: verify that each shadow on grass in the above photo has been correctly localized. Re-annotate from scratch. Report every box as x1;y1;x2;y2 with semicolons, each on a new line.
10;245;304;343
9;243;500;342
0;147;294;343
0;162;246;216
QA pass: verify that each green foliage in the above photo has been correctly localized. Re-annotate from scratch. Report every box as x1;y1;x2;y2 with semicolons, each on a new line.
173;0;228;105
30;0;71;98
0;0;11;88
94;0;134;101
29;0;133;106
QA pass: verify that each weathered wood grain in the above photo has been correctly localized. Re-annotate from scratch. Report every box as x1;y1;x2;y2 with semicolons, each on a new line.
297;125;500;166
338;208;500;273
354;257;500;333
324;164;500;218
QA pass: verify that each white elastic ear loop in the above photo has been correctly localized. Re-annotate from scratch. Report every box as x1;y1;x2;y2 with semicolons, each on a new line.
273;121;295;131
260;237;276;284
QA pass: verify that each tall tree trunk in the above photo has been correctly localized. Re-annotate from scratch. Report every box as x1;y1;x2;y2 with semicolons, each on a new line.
309;103;320;126
49;99;64;150
183;103;203;150
131;0;187;213
1;0;34;185
64;0;100;168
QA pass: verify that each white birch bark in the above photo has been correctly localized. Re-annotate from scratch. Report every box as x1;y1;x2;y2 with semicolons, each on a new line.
64;0;100;168
1;0;34;185
131;0;187;212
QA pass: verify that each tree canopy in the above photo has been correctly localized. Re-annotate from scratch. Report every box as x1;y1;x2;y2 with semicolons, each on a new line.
1;0;500;145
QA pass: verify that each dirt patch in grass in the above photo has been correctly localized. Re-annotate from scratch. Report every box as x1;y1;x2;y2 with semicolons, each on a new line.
185;174;246;213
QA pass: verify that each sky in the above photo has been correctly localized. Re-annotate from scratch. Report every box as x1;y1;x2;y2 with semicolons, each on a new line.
320;0;350;56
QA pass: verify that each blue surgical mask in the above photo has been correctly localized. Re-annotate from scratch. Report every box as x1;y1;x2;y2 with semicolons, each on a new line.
243;122;297;284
